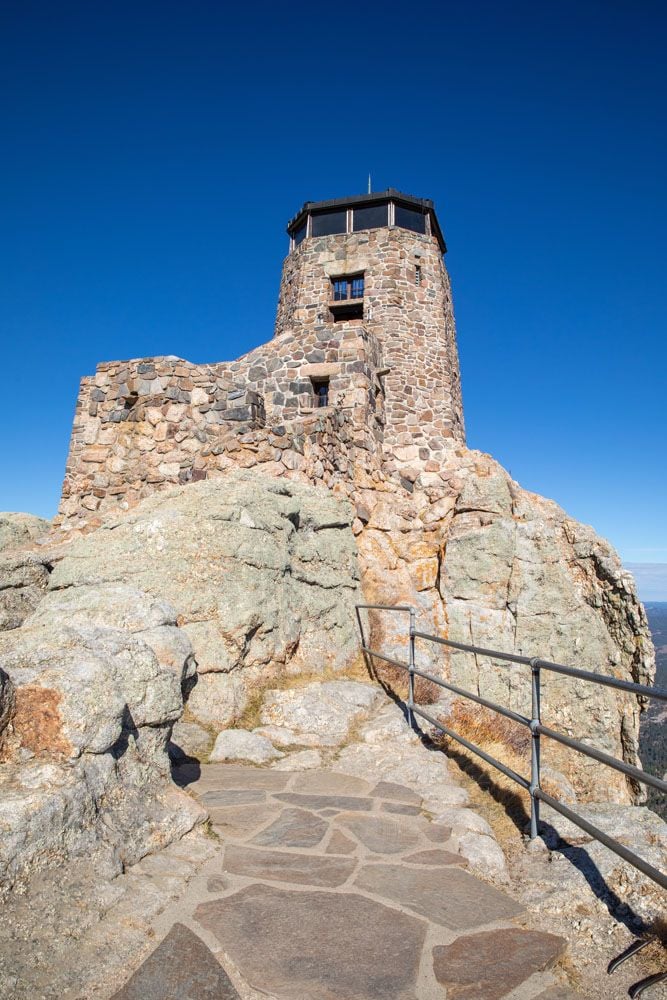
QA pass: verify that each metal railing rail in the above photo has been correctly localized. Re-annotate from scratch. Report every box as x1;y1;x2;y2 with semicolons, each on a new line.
355;602;667;893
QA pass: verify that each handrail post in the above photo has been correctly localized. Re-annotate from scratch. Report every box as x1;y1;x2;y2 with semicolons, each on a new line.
408;607;416;730
529;657;541;840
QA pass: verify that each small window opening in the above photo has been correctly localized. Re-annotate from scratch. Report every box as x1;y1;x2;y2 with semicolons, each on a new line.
330;273;365;321
415;264;422;286
123;392;139;411
331;274;364;301
311;378;330;407
333;302;363;321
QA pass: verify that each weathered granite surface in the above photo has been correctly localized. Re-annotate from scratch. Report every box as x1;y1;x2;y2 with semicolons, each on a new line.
355;448;655;803
0;582;205;889
210;729;283;764
49;472;362;728
0;513;50;552
259;679;380;745
0;514;53;632
0;552;51;632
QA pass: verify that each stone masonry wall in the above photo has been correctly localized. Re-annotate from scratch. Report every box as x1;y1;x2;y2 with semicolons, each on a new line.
57;325;385;530
275;225;465;480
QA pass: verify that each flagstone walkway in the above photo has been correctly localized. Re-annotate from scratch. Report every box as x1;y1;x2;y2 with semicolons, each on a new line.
111;763;579;1000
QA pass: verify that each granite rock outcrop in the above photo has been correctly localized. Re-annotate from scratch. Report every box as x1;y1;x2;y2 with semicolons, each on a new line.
0;546;205;888
0;447;654;896
0;513;50;552
355;447;654;804
0;514;53;632
48;470;362;727
0;471;364;887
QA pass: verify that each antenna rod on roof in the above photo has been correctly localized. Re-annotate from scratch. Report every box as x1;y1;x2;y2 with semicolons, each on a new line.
368;173;372;194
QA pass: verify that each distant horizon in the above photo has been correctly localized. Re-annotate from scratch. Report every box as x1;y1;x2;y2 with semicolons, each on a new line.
625;563;667;604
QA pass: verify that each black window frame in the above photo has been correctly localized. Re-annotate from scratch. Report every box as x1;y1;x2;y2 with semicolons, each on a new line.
352;202;389;232
330;274;364;302
311;209;348;237
394;203;427;235
293;221;307;247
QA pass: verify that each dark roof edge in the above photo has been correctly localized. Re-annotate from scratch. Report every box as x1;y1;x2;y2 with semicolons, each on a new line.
286;188;447;253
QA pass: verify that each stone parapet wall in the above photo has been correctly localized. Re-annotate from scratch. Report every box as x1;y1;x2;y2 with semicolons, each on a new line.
57;326;385;529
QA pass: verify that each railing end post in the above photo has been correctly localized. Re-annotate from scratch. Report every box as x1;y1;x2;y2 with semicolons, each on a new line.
408;607;416;731
529;657;541;840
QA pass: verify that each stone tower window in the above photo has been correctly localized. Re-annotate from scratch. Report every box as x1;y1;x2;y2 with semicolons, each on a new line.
415;264;422;286
293;221;307;247
332;275;364;301
311;378;330;407
311;210;347;237
352;203;388;232
330;274;364;321
395;204;427;234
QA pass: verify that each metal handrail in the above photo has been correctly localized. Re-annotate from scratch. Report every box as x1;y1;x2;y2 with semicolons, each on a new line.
357;602;414;613
413;629;665;700
356;603;667;893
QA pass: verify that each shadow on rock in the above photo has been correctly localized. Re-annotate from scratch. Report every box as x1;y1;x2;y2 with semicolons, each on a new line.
109;705;139;761
443;742;651;938
169;749;201;787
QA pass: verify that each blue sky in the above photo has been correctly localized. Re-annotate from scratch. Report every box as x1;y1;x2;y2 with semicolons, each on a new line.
1;2;666;592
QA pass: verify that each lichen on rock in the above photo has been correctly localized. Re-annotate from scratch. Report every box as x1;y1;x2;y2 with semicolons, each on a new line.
48;470;363;728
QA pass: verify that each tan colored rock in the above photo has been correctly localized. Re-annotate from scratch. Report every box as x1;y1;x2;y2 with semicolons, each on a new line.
209;729;283;764
355;449;654;804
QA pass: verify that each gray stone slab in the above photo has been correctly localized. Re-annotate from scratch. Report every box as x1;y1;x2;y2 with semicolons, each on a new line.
223;845;356;887
421;819;455;843
194;883;426;999
337;814;421;855
274;792;372;812
371;780;422;805
197;764;291;791
325;830;357;855
355;863;524;930
381;801;422;816
291;770;372;796
111;922;240;999
209;804;280;839
200;788;266;807
251;807;328;848
404;848;465;866
432;927;566;998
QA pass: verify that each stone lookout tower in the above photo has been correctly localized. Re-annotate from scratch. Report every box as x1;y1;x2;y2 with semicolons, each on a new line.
58;189;466;528
276;189;465;462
